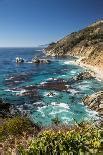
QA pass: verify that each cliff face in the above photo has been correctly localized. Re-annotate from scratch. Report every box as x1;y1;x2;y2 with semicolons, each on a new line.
45;20;103;67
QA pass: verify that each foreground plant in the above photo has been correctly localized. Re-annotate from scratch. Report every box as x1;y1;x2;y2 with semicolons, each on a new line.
18;123;103;155
0;116;40;154
0;117;34;139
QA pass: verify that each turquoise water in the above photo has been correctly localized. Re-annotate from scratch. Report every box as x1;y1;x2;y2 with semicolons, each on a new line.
0;48;103;126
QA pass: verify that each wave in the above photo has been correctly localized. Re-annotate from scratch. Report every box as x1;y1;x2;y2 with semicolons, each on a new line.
43;91;59;97
64;60;75;65
51;102;70;110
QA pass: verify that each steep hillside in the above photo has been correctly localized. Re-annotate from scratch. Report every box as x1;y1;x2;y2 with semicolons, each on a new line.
45;20;103;69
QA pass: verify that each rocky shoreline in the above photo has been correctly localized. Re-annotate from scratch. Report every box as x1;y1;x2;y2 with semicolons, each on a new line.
1;70;103;125
74;57;103;81
44;20;103;124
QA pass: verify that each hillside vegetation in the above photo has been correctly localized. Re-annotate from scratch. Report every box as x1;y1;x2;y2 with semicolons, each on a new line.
45;20;103;68
0;117;103;154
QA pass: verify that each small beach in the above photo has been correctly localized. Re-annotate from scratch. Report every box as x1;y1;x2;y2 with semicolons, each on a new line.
75;57;103;81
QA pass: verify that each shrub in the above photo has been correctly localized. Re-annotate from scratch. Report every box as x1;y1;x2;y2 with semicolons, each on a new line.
0;116;34;139
18;123;102;154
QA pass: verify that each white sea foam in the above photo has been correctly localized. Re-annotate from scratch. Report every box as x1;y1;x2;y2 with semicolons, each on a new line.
40;81;47;85
54;78;57;81
47;78;53;81
62;116;71;121
46;78;57;81
5;89;11;92
16;89;27;96
49;109;68;115
61;75;66;77
51;102;70;110
33;102;45;105
5;89;21;93
37;106;47;117
69;89;79;95
26;61;32;64
43;91;59;97
59;103;70;110
85;108;98;116
51;102;57;106
84;108;99;121
14;81;20;83
78;85;91;90
5;76;14;80
64;60;75;65
70;70;77;74
65;85;70;88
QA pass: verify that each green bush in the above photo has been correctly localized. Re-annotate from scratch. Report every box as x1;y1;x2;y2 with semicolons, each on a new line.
0;116;34;139
18;123;102;154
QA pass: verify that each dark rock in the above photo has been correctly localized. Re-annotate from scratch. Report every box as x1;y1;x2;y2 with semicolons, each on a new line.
5;72;32;86
33;59;40;63
0;98;20;118
32;57;51;64
16;57;24;63
12;85;42;103
74;71;95;81
38;78;71;92
0;98;10;112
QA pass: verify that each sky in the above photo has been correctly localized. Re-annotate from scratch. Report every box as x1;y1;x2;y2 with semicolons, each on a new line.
0;0;103;47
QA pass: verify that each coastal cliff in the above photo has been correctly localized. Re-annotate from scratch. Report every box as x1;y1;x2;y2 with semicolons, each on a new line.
45;20;103;120
45;20;103;74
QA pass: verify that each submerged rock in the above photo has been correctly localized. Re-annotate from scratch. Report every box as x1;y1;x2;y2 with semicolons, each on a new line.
38;78;71;92
74;71;95;81
5;73;33;86
17;86;39;97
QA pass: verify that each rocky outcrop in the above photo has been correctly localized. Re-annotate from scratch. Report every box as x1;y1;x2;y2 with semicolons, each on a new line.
32;58;51;64
83;91;103;119
45;20;103;69
74;71;95;81
0;98;20;118
0;98;10;116
16;57;24;63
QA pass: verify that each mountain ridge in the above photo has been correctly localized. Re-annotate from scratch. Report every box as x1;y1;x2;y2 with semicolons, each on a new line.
45;20;103;80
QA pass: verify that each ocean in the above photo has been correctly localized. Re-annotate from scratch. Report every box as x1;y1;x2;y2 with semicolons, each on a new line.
0;47;103;126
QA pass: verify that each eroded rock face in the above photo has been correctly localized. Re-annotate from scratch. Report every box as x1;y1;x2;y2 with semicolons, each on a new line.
74;71;95;81
45;20;103;71
83;91;103;116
